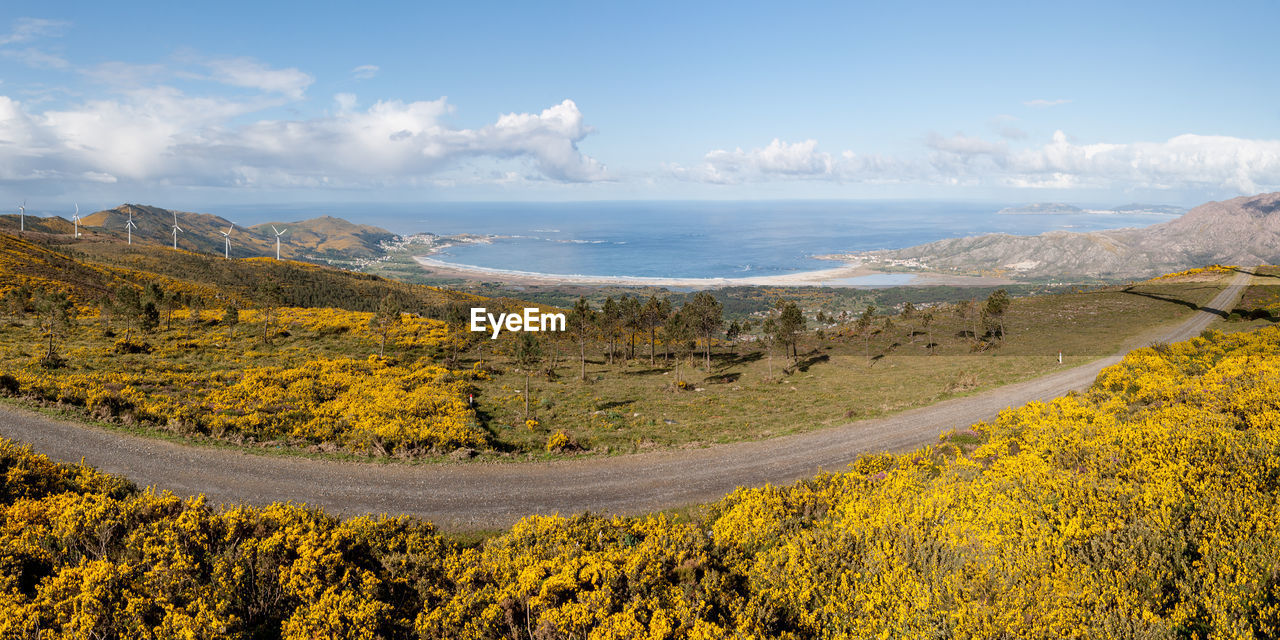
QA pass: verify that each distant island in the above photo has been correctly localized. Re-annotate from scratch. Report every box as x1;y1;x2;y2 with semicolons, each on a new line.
997;202;1187;216
996;203;1084;215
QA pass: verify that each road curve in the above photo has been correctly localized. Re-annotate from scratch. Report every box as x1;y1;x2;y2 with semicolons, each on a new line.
0;269;1253;530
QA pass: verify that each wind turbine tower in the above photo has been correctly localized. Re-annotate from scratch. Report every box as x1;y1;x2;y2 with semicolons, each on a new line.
271;225;287;260
17;201;24;232
170;212;183;250
125;210;137;245
220;223;234;259
72;204;81;238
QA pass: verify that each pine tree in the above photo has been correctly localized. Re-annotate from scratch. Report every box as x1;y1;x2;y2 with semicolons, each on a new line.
371;294;402;358
568;297;595;381
510;332;543;419
35;290;72;368
983;289;1011;340
641;295;669;366
686;291;723;371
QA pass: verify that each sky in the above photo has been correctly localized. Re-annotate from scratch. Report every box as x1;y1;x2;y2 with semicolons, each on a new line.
1;0;1278;210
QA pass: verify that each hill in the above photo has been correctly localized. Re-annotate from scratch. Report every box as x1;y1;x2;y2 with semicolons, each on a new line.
76;204;396;261
0;213;76;236
3;320;1280;636
861;192;1280;279
249;215;395;259
0;231;478;312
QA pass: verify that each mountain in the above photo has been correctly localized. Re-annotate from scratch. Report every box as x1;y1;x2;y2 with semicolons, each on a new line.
248;216;394;260
0;230;478;312
76;204;395;261
861;192;1280;280
80;204;242;255
0;214;76;236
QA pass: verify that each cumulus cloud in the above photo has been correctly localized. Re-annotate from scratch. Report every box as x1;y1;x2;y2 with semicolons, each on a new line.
669;139;905;185
676;132;1280;194
204;57;314;99
707;139;832;177
0;88;606;188
1007;131;1280;193
1023;98;1071;108
351;64;379;80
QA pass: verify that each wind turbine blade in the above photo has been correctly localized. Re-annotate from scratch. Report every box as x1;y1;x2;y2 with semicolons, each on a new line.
271;225;280;235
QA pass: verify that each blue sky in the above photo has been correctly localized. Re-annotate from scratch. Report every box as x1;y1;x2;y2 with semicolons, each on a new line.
1;0;1278;208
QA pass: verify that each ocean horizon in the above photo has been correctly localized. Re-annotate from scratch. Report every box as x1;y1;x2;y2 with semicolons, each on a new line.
213;200;1178;280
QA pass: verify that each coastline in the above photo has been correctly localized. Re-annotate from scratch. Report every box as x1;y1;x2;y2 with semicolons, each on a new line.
412;252;1014;288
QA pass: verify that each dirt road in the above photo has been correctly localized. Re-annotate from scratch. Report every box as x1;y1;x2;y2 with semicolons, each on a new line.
0;269;1252;530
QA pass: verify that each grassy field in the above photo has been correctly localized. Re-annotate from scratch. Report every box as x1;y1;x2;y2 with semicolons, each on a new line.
1210;265;1280;334
0;230;1236;461
468;272;1232;455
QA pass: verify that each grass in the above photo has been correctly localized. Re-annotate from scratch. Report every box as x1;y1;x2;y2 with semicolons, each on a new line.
467;273;1232;455
0;232;1235;462
1209;265;1280;334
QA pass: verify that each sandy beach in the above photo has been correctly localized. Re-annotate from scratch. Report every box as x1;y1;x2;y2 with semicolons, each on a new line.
412;254;1014;288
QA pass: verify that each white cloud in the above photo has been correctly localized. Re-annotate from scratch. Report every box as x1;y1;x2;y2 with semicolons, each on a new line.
333;92;358;112
1007;131;1280;193
351;64;379;80
673;139;832;183
1023;98;1071;108
670;139;907;185
1;47;69;69
0;89;606;188
0;18;68;45
204;57;314;99
676;131;1280;195
926;132;1006;157
0;18;70;70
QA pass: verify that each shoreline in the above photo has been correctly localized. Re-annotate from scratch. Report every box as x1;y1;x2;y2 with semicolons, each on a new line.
412;252;1014;288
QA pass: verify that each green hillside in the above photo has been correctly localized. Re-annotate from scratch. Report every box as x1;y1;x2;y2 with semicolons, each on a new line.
75;204;395;261
0;232;476;312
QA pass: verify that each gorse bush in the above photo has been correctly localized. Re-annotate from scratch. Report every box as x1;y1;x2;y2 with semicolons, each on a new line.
2;305;487;455
5;326;1280;636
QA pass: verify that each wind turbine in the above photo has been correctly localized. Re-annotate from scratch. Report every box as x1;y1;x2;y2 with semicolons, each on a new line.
17;200;24;232
72;203;81;238
170;211;183;250
220;223;234;259
124;210;137;245
271;225;287;260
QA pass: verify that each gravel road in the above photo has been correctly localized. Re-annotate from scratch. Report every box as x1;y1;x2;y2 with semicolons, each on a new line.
0;269;1252;530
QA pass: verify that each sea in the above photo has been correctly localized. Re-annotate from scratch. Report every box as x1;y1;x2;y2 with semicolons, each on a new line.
214;201;1178;280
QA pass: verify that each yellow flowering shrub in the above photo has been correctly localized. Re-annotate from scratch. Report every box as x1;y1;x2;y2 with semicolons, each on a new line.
205;357;486;452
7;325;1280;637
545;430;571;452
1151;264;1236;280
